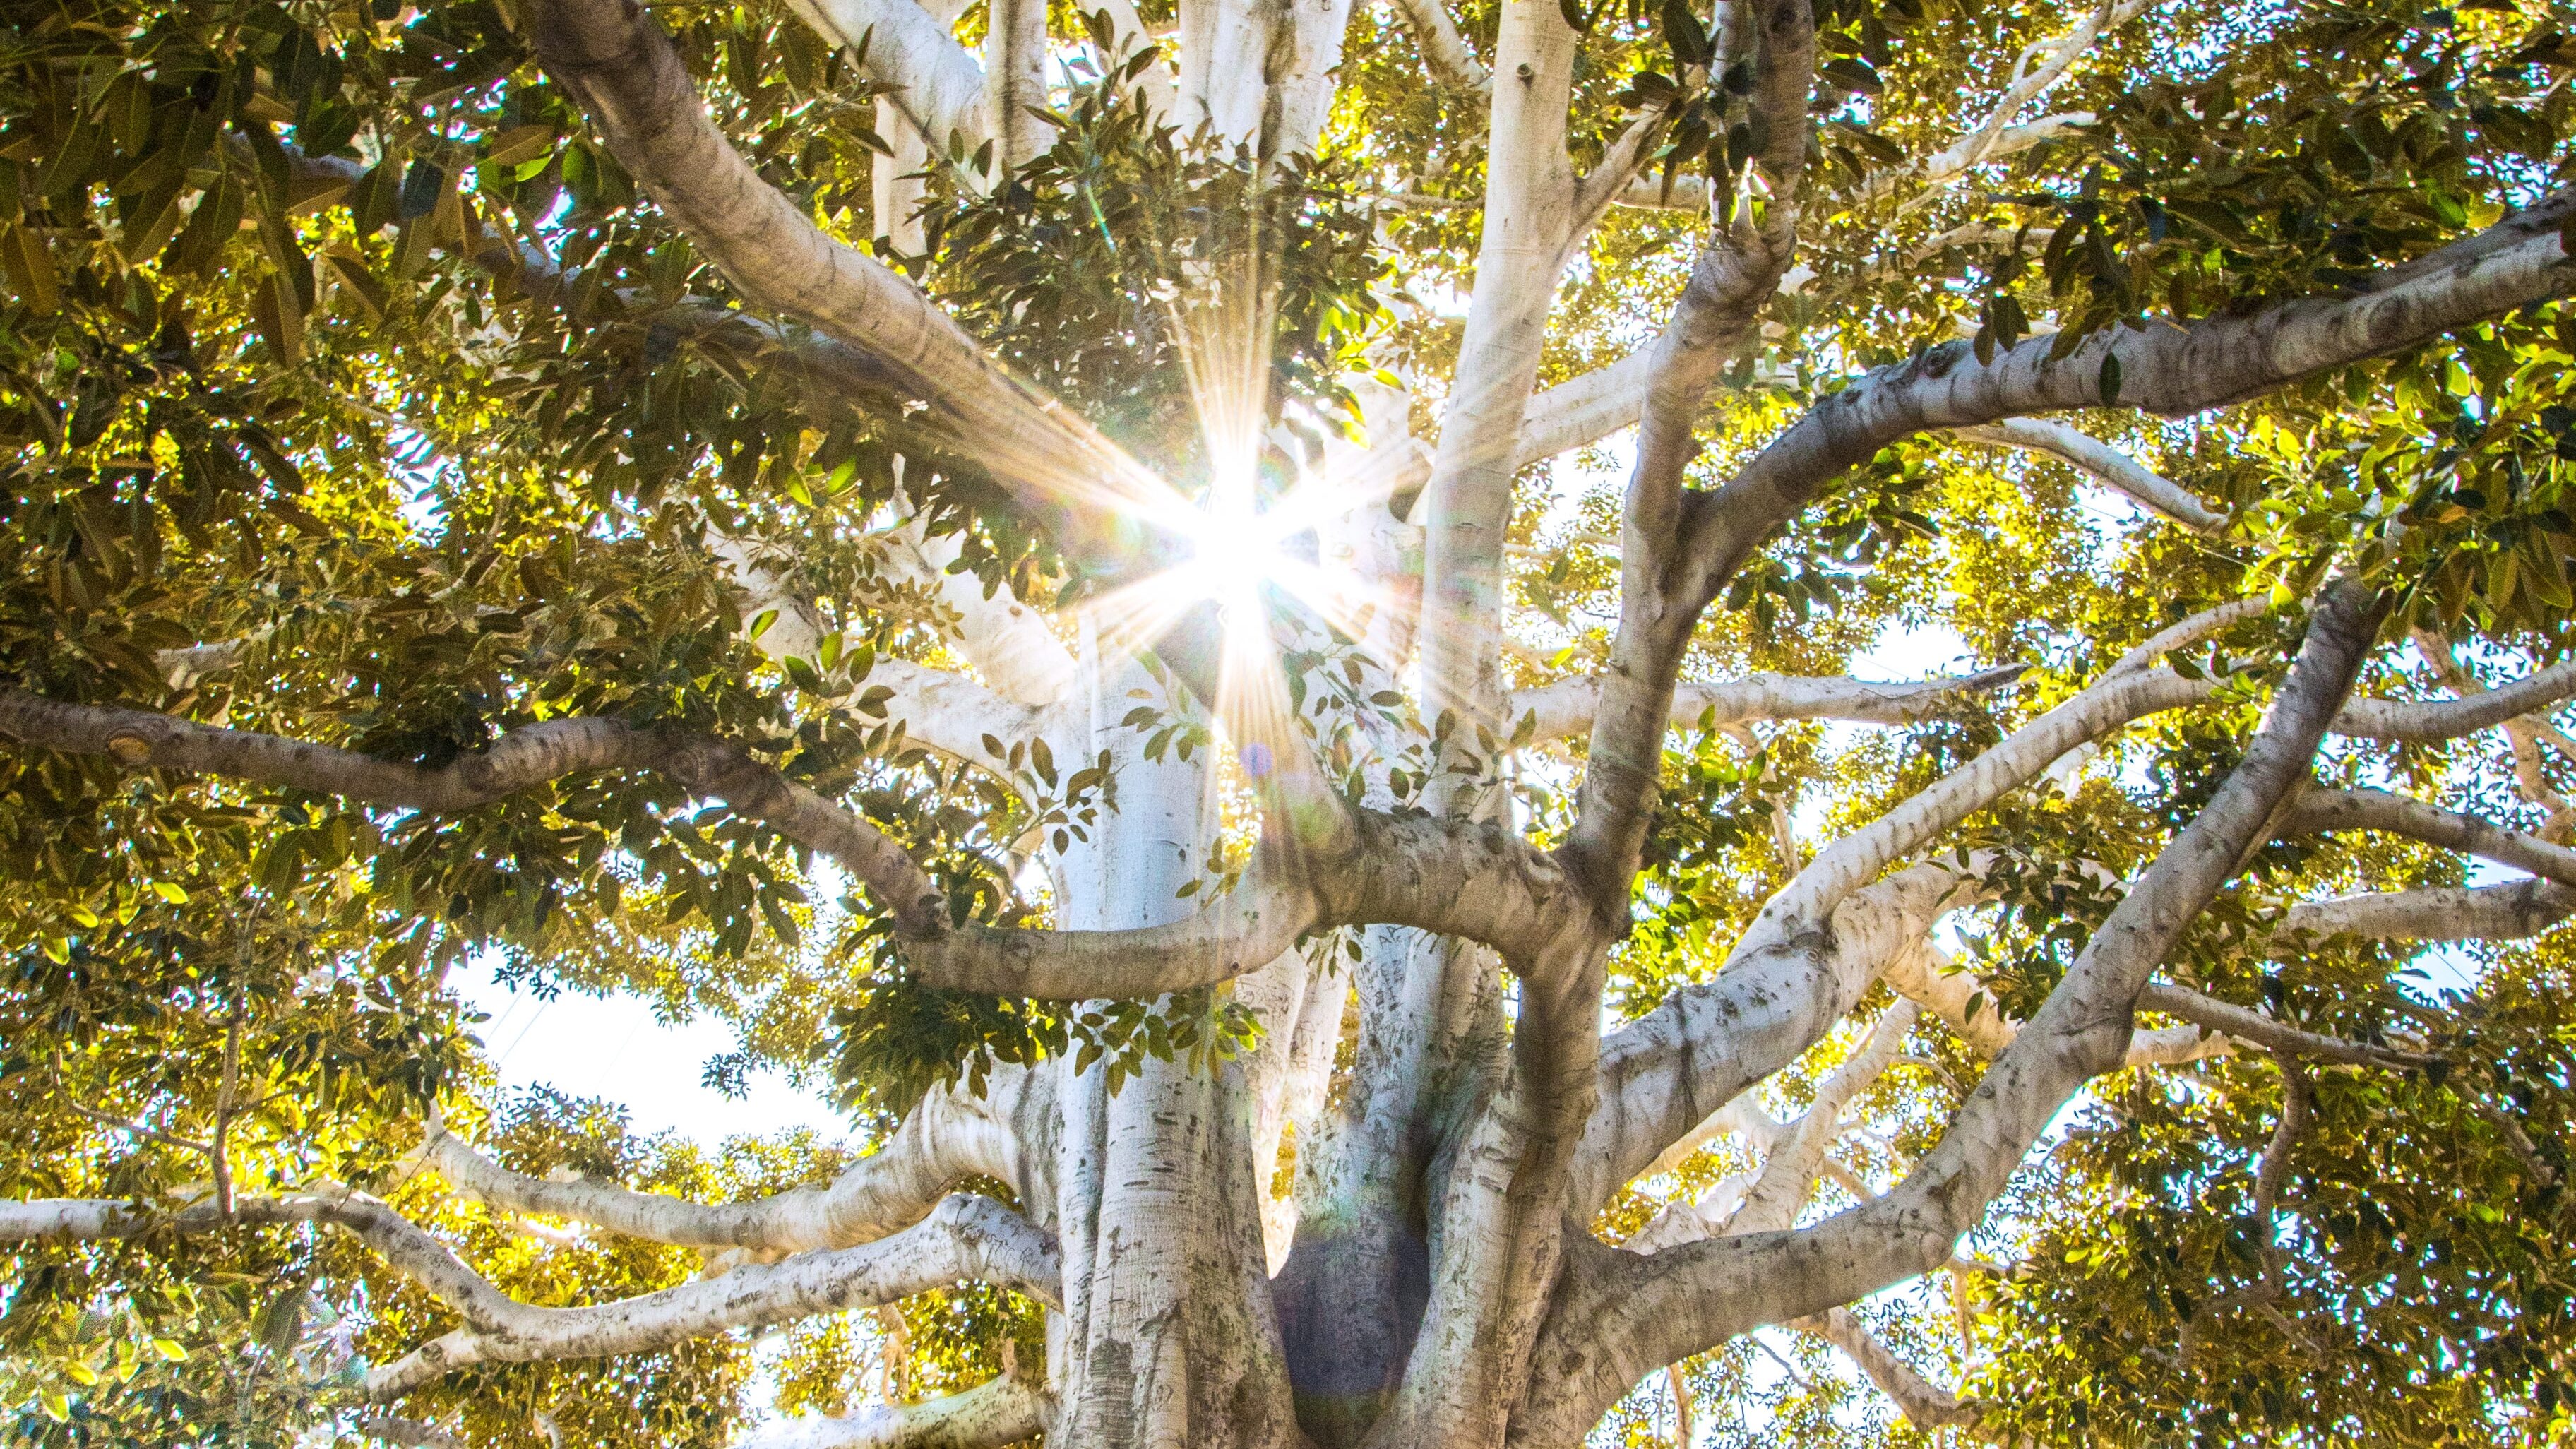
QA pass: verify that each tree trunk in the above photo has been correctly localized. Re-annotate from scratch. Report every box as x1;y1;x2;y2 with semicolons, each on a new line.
1043;652;1304;1448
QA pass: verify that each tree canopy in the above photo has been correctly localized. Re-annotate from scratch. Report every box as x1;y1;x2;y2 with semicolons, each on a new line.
5;0;2576;1443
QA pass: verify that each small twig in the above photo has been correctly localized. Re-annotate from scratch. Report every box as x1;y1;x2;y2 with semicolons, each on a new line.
62;1099;213;1156
214;1012;242;1220
1752;1332;1817;1393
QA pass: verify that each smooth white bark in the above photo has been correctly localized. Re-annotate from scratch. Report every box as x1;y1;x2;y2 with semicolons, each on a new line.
1952;418;2224;532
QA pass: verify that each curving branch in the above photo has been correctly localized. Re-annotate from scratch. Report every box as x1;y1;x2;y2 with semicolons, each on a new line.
2107;599;2271;676
903;806;1579;997
1678;187;2576;616
2330;659;2576;743
741;1375;1054;1449
520;0;1174;576
0;689;946;936
1952;417;2224;533
1560;0;1822;898
2277;879;2576;942
422;1075;1034;1254
2279;785;2576;888
1521;581;2387;1448
1387;0;1491;94
1763;668;2207;926
0;1188;1058;1397
1507;665;2024;746
365;1193;1060;1397
2135;983;2431;1069
1785;1308;1984;1432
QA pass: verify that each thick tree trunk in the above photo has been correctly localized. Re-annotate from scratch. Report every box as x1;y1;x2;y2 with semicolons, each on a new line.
1275;930;1497;1445
1043;653;1304;1448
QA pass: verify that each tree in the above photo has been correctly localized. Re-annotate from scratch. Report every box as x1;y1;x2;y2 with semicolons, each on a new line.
8;0;2576;1441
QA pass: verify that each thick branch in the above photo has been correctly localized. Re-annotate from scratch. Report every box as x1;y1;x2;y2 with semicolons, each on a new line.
2280;786;2576;888
780;0;986;152
1512;351;1654;469
1561;0;1819;898
422;1076;1030;1253
1388;0;1491;93
2330;659;2576;742
522;0;1172;573
0;689;944;935
901;806;1581;997
1681;188;2576;612
2277;879;2576;941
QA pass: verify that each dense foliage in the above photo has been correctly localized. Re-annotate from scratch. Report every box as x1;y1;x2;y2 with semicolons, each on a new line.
5;0;2576;1443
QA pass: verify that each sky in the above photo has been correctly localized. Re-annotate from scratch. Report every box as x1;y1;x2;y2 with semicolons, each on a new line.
454;960;854;1146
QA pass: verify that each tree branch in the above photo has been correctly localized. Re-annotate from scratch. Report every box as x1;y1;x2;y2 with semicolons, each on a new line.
1507;664;2025;746
2135;983;2430;1069
1784;1307;1983;1431
0;690;946;936
741;1375;1054;1449
521;0;1176;575
2330;659;2576;743
2106;599;2270;676
1511;350;1655;470
1525;581;2385;1444
1;1188;1057;1397
1677;188;2576;616
364;1193;1059;1397
2275;879;2576;942
1952;418;2224;533
2279;785;2576;888
779;0;988;154
1387;0;1491;94
421;1074;1035;1254
1575;864;1969;1214
1560;0;1819;899
900;806;1580;997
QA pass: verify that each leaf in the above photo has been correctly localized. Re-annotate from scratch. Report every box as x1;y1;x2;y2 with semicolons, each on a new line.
484;124;555;168
0;222;60;315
